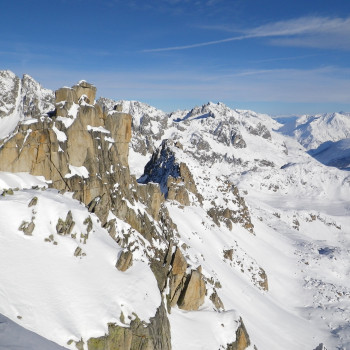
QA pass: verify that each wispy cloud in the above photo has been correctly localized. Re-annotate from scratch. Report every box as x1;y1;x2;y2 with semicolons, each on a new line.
143;16;350;52
249;54;321;64
248;16;350;37
143;35;247;52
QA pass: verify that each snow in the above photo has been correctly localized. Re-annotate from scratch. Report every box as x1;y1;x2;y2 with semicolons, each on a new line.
309;138;350;170
0;172;48;190
56;103;80;128
87;125;110;134
53;123;67;142
104;136;115;143
279;111;350;150
21;118;39;125
0;313;67;350
0;188;161;349
128;146;151;178
169;308;240;350
65;165;89;179
166;202;329;349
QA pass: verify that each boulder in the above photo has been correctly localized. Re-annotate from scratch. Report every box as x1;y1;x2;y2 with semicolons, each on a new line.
115;250;133;272
177;269;206;311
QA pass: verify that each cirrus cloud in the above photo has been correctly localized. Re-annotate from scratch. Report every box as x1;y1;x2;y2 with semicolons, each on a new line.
143;16;350;52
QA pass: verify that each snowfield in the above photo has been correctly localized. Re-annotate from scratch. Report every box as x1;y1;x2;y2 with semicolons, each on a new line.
0;174;161;349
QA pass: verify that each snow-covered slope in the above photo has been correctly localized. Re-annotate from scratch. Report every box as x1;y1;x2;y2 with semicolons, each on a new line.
0;313;67;350
0;72;349;350
278;111;350;150
0;173;160;349
308;138;350;170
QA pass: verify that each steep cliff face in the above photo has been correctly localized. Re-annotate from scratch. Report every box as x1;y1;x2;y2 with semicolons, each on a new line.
0;74;253;350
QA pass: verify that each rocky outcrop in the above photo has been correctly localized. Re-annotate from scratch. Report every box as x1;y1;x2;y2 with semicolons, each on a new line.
87;302;171;350
138;140;202;205
211;120;247;149
97;99;169;157
177;269;206;311
207;182;254;233
19;220;35;236
56;211;75;236
0;80;177;289
168;248;188;308
138;140;180;196
209;290;225;311
226;319;251;350
166;248;208;311
72;81;97;105
247;122;271;140
116;250;133;272
0;78;179;347
258;268;269;291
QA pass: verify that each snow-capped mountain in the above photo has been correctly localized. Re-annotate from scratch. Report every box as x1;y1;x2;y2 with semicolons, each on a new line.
0;70;54;140
278;111;350;150
0;71;349;350
278;112;350;171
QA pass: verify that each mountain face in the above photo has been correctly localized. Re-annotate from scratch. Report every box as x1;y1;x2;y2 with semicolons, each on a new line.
0;71;349;350
308;138;350;170
0;70;54;140
278;111;350;150
278;112;350;170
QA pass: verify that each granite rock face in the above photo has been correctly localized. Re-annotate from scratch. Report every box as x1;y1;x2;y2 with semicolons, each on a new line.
177;269;206;311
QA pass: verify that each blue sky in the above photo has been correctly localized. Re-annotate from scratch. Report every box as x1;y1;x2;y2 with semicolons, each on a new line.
2;0;350;115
